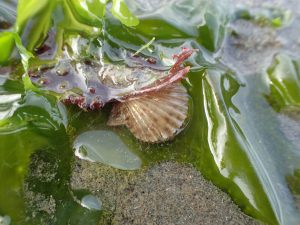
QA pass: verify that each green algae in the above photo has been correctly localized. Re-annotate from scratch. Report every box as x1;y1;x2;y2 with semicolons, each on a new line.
1;0;300;224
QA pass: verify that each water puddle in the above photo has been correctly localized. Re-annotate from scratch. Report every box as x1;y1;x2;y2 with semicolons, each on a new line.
74;130;142;170
80;194;102;211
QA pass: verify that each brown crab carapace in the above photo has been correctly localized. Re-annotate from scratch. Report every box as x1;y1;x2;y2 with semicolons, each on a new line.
30;47;196;143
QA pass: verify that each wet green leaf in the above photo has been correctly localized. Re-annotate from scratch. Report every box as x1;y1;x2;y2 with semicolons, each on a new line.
14;33;34;73
69;0;107;27
0;130;47;224
16;0;49;30
22;74;38;92
16;0;55;52
234;7;292;28
287;169;300;195
0;86;68;225
0;32;14;64
133;37;155;56
265;54;300;110
111;0;139;26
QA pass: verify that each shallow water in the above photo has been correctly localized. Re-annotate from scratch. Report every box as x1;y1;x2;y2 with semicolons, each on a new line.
1;0;300;224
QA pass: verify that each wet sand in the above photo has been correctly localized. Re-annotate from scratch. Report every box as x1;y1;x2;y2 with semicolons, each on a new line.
70;160;261;225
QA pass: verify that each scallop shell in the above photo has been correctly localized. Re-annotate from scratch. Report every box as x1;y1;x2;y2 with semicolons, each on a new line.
107;83;189;143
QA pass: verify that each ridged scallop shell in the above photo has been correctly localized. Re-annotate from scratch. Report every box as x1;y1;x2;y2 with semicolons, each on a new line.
107;83;189;143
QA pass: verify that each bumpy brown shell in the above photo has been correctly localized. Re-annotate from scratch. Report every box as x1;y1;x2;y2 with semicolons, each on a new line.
107;83;189;143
